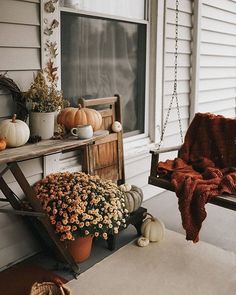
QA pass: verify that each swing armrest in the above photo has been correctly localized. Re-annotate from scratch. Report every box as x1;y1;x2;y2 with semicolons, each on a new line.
149;145;182;179
150;145;182;155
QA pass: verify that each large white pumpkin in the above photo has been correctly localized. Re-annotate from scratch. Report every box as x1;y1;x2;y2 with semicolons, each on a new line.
141;213;165;242
0;114;30;147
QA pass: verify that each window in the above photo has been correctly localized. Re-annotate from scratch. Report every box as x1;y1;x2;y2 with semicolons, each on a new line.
60;0;145;20
60;4;147;136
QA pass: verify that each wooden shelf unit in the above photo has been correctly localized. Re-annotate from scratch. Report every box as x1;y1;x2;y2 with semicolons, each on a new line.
0;131;110;275
0;95;146;275
0;96;125;275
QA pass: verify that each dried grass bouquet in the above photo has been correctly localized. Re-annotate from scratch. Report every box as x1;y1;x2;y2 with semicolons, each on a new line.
34;172;129;242
24;61;68;112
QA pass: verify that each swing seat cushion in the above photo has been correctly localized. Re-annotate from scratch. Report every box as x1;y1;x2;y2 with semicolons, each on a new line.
156;113;236;242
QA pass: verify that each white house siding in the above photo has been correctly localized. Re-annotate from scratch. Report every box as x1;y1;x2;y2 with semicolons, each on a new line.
0;0;41;270
0;0;41;119
162;0;193;147
0;159;43;270
198;0;236;117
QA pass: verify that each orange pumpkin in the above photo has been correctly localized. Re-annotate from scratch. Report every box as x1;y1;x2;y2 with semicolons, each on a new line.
0;137;7;151
57;104;102;131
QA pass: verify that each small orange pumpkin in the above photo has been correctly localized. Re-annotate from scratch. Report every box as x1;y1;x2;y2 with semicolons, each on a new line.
57;104;102;131
0;137;7;151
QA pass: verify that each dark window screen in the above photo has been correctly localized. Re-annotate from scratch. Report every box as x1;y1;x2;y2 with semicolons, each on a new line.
61;12;146;134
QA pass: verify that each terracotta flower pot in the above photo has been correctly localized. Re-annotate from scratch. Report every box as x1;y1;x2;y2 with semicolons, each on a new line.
68;236;93;263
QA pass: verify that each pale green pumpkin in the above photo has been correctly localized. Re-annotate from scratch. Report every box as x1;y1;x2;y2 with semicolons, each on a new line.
122;185;143;213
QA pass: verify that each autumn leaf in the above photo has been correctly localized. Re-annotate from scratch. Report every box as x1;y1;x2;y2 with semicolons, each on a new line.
45;41;58;58
45;59;58;84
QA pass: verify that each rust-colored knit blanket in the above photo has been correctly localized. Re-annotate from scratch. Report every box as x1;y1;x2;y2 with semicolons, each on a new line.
157;113;236;242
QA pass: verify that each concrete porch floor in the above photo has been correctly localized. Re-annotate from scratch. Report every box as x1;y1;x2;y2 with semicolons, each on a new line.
23;190;236;281
145;191;236;253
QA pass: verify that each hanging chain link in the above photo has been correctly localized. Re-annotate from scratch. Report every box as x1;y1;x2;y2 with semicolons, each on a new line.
157;0;183;149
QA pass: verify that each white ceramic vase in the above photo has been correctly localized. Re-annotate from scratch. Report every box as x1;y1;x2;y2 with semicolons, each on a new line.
29;112;55;139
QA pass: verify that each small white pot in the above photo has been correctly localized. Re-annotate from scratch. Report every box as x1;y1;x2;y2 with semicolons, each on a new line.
29;112;55;139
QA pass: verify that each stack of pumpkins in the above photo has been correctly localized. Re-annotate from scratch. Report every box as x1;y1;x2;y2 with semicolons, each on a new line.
0;114;30;150
119;183;143;213
119;182;165;247
137;213;165;247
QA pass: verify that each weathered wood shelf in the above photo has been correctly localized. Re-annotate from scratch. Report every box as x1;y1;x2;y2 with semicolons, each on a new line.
0;130;109;164
0;96;127;276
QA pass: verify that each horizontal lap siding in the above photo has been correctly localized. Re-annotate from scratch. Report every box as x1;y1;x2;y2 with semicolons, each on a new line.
0;0;40;71
0;48;40;71
0;0;41;119
0;160;43;270
125;152;162;201
162;0;193;147
0;213;39;269
199;0;236;117
0;23;40;48
0;0;40;25
0;0;41;269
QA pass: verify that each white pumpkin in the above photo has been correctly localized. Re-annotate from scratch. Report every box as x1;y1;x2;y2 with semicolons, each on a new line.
0;114;30;147
111;121;122;133
119;183;132;192
137;236;149;247
141;213;165;242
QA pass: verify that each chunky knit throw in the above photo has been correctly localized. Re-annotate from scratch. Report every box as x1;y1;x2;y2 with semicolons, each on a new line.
157;113;236;242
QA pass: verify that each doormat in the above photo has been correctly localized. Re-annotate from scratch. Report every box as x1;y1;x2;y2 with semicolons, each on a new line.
0;264;67;295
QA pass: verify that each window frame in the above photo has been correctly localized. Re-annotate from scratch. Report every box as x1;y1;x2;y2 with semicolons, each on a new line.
59;0;153;145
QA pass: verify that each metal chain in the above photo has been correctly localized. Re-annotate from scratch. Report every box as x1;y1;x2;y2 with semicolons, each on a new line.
158;0;183;149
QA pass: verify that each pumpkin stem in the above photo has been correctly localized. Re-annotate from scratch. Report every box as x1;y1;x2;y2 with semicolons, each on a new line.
144;212;155;221
78;104;82;110
12;114;17;123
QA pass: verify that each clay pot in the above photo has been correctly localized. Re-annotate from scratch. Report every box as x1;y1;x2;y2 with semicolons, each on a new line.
68;236;93;263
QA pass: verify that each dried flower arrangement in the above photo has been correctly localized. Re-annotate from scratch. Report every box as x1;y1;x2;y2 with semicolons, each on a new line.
24;60;68;113
33;172;129;242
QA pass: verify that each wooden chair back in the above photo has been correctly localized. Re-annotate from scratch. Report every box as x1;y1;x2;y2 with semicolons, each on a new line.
78;95;125;185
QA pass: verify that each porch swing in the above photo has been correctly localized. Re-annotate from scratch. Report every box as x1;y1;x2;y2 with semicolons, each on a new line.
148;0;236;242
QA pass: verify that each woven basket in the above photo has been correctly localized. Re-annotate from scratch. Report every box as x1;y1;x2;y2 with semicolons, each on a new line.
30;282;71;295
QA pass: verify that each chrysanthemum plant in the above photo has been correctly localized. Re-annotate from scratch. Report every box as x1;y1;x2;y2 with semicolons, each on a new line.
34;172;129;242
